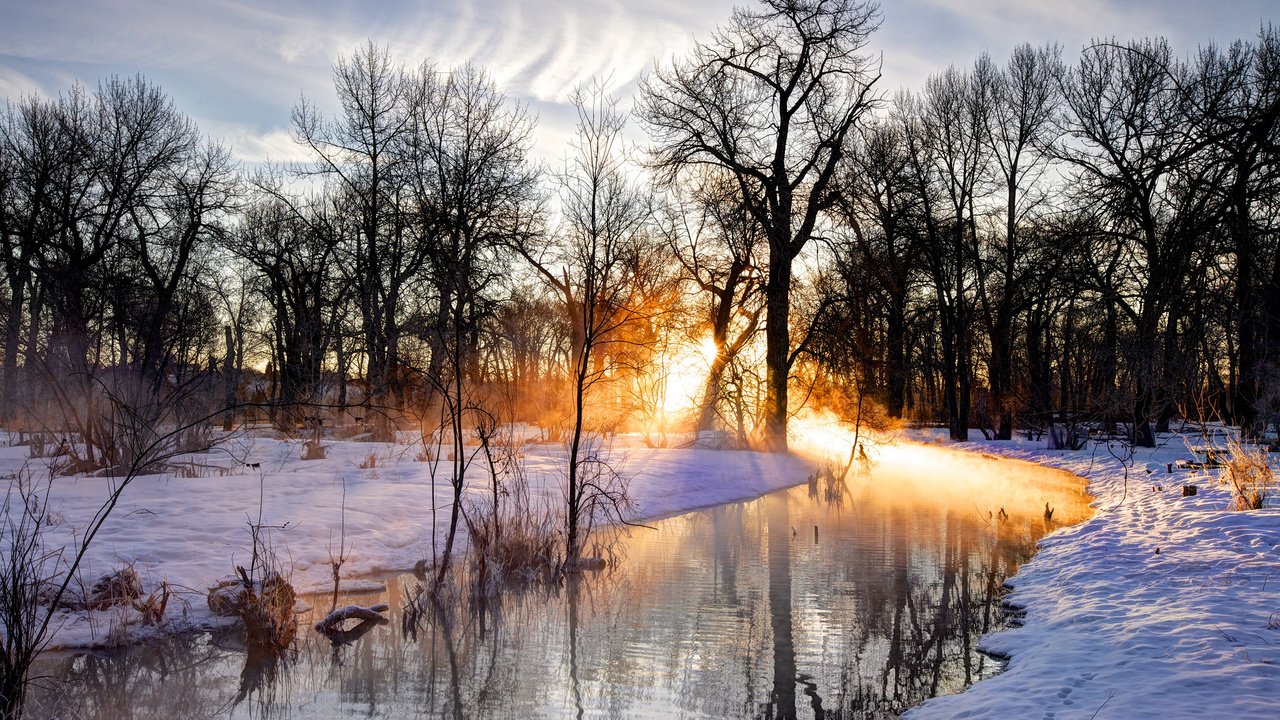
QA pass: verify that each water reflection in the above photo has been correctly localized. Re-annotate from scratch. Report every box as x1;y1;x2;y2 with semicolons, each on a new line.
26;449;1089;719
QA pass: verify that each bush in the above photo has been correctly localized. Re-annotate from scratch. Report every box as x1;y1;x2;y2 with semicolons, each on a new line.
1222;437;1276;511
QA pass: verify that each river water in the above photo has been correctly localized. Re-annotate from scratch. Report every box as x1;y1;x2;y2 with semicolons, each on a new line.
26;444;1090;719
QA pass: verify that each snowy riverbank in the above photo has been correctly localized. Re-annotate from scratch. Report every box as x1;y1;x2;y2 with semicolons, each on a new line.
8;423;1279;719
0;431;816;649
905;430;1280;720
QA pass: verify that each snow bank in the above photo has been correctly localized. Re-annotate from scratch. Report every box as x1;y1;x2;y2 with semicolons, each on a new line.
0;432;814;649
16;421;1278;720
904;430;1280;720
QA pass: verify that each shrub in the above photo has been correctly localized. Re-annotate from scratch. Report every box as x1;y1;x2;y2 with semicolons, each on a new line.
1222;437;1276;511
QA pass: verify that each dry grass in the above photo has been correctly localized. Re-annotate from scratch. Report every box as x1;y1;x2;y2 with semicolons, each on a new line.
234;567;297;650
131;581;170;626
1222;437;1277;511
466;505;561;592
462;446;564;593
227;516;299;651
301;440;326;460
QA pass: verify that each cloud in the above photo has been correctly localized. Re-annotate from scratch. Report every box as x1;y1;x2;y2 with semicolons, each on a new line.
198;121;309;164
0;65;42;101
1;0;1273;164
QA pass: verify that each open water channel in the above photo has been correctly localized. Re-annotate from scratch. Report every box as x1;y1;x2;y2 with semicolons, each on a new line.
27;444;1090;719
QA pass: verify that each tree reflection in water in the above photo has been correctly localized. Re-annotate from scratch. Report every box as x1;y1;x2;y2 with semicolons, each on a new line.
25;454;1088;719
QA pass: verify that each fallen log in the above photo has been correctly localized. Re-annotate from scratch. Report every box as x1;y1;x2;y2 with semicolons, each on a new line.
314;604;390;634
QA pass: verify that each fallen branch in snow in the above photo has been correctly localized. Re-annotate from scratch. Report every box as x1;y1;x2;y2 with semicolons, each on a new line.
313;604;389;634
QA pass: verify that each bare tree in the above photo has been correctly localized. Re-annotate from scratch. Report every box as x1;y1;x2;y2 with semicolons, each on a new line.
978;44;1064;439
228;192;346;429
515;83;649;562
0;77;232;463
641;0;882;451
0;97;61;423
898;63;992;442
407;62;541;400
292;42;424;433
1056;38;1229;445
1206;28;1280;433
834;114;925;418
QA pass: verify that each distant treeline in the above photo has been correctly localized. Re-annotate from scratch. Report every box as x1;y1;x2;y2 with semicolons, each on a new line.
0;0;1276;450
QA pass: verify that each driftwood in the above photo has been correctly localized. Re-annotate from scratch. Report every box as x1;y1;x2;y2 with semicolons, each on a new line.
314;604;390;634
320;618;384;645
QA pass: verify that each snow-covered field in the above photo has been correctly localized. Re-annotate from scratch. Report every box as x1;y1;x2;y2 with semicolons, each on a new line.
6;422;1279;719
905;429;1280;720
0;429;814;648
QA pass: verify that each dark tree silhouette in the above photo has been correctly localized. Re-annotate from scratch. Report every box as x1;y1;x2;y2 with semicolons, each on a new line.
641;0;882;451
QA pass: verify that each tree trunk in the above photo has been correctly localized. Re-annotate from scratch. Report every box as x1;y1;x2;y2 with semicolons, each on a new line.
762;250;792;452
695;350;730;434
0;281;24;423
222;325;237;431
886;294;907;418
989;311;1013;440
1231;169;1260;432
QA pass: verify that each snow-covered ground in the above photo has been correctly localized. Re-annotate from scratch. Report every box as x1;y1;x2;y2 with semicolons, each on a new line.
0;429;814;648
7;421;1280;719
904;429;1280;720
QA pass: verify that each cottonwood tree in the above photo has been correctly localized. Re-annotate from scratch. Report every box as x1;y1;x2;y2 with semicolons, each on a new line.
1206;27;1280;432
901;64;991;442
0;97;61;423
408;63;540;401
834;114;924;419
1057;38;1229;445
977;44;1064;439
229;193;347;428
51;78;222;385
408;66;541;555
395;62;544;583
124;137;235;389
292;42;425;432
641;0;882;451
0;77;231;464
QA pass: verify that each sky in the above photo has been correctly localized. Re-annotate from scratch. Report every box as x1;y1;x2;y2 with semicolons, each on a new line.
0;0;1275;165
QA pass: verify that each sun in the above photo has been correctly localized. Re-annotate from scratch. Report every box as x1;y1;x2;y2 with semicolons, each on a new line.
660;334;719;419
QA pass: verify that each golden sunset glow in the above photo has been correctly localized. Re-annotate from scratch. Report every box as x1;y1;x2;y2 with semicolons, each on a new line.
656;334;719;419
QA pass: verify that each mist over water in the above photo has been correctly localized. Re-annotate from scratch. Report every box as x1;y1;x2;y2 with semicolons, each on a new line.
26;448;1090;719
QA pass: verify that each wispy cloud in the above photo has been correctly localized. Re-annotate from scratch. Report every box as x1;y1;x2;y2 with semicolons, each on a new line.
1;0;1273;164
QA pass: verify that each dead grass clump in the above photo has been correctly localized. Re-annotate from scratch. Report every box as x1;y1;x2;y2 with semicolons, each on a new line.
213;516;299;651
1222;437;1276;511
357;453;377;469
466;508;561;592
301;441;326;460
54;566;144;611
86;566;143;610
462;450;563;593
234;566;297;649
131;581;171;626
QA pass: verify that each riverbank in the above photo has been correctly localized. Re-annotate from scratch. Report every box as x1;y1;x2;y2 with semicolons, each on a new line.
0;431;816;649
904;429;1280;719
10;424;1278;718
